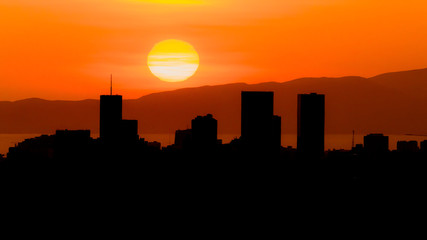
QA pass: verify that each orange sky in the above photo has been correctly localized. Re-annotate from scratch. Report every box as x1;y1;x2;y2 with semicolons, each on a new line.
0;0;426;100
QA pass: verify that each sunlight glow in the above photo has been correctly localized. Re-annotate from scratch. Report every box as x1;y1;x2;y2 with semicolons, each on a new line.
139;0;206;4
147;39;199;82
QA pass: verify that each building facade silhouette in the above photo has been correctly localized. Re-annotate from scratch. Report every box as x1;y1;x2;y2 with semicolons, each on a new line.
397;141;418;152
297;93;325;158
120;120;139;143
364;133;389;153
100;94;138;143
241;91;278;150
174;129;192;150
421;140;427;153
100;95;123;141
54;130;92;159
191;114;218;150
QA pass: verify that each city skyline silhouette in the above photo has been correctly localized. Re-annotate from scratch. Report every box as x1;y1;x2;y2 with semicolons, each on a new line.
4;88;426;156
2;86;426;205
2;0;427;228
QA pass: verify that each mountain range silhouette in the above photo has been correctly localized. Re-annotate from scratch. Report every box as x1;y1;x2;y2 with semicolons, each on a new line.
0;68;426;136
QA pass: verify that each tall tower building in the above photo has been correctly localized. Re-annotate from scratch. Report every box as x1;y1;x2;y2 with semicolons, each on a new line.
99;77;139;144
241;91;275;149
297;93;325;159
100;95;123;141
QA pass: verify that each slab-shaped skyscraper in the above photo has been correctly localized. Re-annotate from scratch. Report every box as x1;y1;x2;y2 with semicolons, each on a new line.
241;91;280;151
100;95;123;141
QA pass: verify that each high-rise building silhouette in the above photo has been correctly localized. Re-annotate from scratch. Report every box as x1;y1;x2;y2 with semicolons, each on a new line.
191;114;218;149
241;91;277;150
100;81;139;144
100;95;122;141
297;93;325;158
364;133;389;153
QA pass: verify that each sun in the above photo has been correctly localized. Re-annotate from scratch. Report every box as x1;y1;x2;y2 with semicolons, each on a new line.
147;39;199;82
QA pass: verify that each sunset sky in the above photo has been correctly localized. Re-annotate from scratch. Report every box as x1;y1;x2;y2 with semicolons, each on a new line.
0;0;426;100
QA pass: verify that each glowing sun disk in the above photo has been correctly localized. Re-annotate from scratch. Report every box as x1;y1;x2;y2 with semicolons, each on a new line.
147;39;199;82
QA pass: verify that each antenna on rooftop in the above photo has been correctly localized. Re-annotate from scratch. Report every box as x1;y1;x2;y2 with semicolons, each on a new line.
110;74;112;95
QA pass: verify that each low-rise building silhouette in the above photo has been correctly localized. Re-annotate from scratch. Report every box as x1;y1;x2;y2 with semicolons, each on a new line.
192;114;218;150
174;129;193;150
120;119;139;143
352;144;364;154
146;141;161;150
7;135;55;160
397;141;418;152
54;129;92;159
420;140;427;153
364;133;389;153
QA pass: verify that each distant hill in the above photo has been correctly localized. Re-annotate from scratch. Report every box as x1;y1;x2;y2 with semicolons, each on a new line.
1;68;426;138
